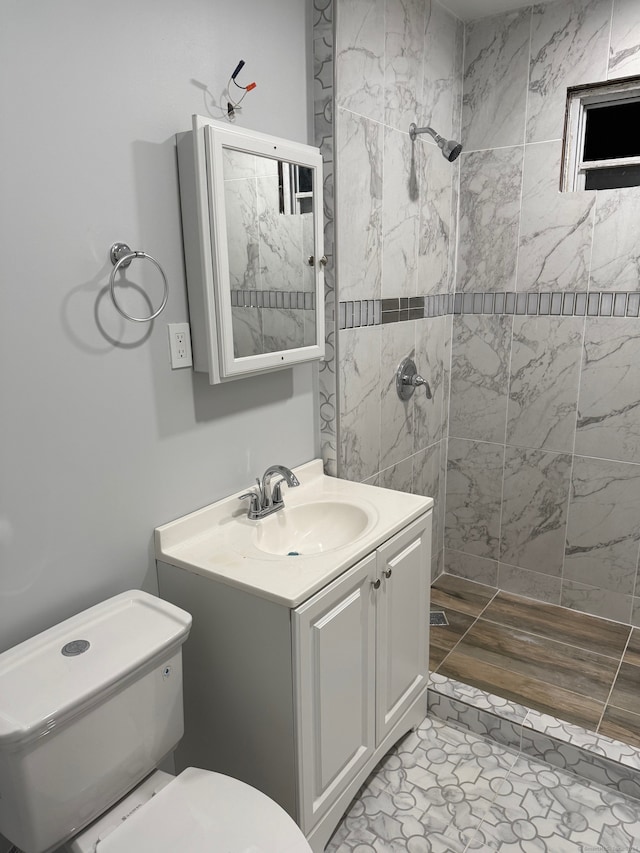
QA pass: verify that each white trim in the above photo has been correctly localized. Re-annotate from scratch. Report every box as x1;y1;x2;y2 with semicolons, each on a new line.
184;116;325;383
579;155;640;171
561;76;640;192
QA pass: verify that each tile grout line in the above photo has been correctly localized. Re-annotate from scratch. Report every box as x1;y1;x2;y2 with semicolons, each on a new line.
431;610;481;671
596;624;634;734
460;739;523;853
440;580;632;660
605;0;615;82
458;689;526;853
436;636;616;724
436;573;639;622
434;575;634;660
476;611;628;662
431;588;500;670
494;2;531;600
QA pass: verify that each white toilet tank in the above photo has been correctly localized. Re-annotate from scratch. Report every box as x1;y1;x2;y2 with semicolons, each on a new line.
0;590;192;853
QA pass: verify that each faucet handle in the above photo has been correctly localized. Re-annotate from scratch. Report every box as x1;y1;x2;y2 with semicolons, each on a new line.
239;490;261;517
271;480;285;504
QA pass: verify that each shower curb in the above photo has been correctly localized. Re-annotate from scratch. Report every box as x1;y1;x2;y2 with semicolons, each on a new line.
428;672;640;801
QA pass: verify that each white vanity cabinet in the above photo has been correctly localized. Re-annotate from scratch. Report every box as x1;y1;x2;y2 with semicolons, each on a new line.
157;508;430;853
294;515;430;842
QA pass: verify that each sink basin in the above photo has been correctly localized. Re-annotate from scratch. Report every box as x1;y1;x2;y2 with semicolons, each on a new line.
156;458;434;606
253;501;372;556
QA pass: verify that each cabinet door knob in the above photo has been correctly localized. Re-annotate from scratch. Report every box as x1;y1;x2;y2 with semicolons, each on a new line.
372;578;381;590
384;569;392;579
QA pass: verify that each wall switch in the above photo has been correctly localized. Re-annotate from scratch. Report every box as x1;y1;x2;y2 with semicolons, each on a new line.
168;323;193;369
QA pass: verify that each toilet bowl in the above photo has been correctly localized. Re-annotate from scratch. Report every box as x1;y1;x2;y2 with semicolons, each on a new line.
0;590;312;853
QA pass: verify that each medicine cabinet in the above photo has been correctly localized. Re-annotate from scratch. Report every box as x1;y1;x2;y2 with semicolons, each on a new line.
176;116;325;384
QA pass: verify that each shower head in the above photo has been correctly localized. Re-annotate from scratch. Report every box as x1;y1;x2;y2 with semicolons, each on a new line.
440;137;463;162
409;123;462;162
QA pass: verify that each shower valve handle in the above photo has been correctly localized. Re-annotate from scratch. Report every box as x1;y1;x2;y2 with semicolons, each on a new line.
396;357;432;401
403;372;432;399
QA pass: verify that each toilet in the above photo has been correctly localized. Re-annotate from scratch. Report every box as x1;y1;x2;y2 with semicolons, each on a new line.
0;590;312;853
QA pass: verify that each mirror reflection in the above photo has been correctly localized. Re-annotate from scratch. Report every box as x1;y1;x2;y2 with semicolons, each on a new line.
222;147;317;358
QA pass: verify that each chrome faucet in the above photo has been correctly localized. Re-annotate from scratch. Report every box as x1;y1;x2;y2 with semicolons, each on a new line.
239;465;300;520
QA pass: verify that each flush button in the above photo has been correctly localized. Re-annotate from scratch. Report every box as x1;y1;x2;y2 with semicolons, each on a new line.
61;639;90;656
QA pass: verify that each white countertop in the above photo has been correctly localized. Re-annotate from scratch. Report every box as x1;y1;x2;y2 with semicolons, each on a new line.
154;460;433;608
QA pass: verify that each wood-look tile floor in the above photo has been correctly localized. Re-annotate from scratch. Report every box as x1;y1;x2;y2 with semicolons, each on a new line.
430;574;640;748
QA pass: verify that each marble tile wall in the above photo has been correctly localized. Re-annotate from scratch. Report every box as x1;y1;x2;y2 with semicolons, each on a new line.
445;0;640;624
334;0;464;578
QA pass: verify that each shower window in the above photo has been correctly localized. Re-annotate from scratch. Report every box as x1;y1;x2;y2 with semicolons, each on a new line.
561;76;640;192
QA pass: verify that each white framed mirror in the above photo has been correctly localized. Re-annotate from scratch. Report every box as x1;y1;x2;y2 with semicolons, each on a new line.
176;116;325;384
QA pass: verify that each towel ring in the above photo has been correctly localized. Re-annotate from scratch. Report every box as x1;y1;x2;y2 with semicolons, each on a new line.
109;242;169;323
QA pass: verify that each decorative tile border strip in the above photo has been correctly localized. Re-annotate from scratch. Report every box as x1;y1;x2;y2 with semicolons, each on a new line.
313;0;336;477
428;672;640;801
230;290;316;310
338;294;451;328
339;291;640;329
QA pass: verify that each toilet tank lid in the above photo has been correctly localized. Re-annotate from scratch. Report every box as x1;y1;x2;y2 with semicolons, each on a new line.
0;591;192;747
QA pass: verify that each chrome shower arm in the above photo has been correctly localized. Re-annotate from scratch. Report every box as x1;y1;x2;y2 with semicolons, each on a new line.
409;123;439;142
409;122;462;161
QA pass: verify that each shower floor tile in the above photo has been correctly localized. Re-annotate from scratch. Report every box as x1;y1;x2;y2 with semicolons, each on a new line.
431;573;496;617
429;607;476;670
599;705;640;749
429;574;636;741
608;661;640;713
439;632;614;730
481;590;630;658
624;628;640;666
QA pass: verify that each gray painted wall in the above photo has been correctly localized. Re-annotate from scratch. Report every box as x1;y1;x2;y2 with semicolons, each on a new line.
0;0;318;654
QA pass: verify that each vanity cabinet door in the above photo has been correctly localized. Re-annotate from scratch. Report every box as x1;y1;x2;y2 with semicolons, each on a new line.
294;553;376;834
375;514;430;745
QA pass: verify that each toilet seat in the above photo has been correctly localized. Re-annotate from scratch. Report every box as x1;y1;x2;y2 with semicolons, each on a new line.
93;768;312;852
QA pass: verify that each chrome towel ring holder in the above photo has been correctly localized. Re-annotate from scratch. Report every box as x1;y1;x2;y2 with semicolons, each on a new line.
109;242;169;323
